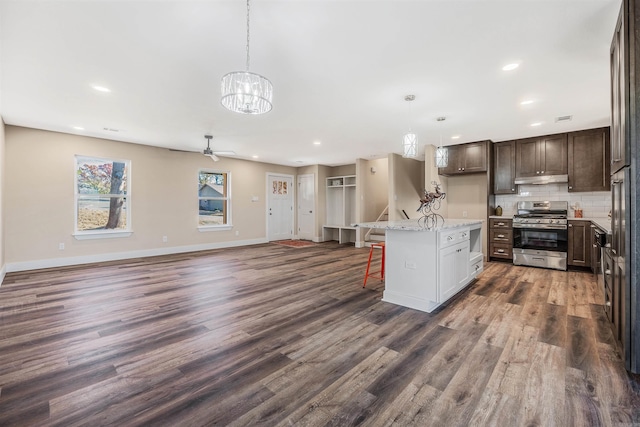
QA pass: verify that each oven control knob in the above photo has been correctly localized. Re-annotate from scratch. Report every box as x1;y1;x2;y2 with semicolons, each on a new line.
536;219;541;223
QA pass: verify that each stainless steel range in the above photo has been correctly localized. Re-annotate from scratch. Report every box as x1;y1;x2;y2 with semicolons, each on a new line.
512;201;568;271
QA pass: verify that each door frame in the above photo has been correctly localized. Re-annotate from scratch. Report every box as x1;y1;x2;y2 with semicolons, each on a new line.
266;172;295;242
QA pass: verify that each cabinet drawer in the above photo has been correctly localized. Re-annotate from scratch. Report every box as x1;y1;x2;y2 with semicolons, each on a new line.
490;229;512;243
490;243;512;259
471;259;483;278
490;218;512;229
439;227;470;249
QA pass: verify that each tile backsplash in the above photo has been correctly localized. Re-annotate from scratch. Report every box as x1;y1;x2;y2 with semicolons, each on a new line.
495;183;611;218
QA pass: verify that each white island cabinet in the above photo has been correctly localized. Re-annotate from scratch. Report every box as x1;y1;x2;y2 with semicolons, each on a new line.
354;219;483;313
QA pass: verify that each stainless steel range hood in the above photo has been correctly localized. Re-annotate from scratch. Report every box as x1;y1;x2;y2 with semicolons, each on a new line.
514;174;568;185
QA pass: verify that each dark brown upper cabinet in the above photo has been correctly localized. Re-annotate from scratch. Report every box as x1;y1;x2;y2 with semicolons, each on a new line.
568;127;611;192
610;8;629;174
515;134;568;178
438;141;488;176
493;141;516;194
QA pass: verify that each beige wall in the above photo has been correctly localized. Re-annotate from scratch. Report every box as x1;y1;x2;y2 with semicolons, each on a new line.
388;153;424;220
359;158;389;222
0;118;4;281
5;126;297;270
329;164;356;177
443;174;488;256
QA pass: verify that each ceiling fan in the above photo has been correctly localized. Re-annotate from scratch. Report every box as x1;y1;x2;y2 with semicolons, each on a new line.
203;134;219;162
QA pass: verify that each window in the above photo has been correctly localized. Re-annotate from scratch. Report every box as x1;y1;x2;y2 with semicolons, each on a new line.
198;170;231;229
75;156;131;237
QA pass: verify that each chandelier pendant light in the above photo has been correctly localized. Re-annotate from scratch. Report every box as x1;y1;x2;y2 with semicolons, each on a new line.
402;95;417;158
435;116;448;168
221;0;273;114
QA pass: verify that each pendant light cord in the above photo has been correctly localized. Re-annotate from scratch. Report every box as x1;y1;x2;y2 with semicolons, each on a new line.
246;0;251;71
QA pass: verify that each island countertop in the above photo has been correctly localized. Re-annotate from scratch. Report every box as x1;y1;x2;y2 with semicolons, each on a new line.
353;218;483;232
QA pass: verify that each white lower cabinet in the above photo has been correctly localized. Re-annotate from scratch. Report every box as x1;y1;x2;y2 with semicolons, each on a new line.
381;222;482;313
438;240;470;302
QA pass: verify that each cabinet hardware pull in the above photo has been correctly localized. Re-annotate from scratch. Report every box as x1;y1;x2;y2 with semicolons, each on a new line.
612;158;622;162
541;171;544;173
593;244;597;248
497;249;505;253
536;171;540;174
590;225;596;228
497;222;505;226
569;224;572;227
569;186;572;189
447;236;453;241
612;180;622;184
497;234;505;238
462;167;465;171
512;188;515;191
605;301;612;307
605;269;611;275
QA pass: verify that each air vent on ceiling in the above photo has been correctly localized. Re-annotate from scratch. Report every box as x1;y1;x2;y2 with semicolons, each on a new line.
103;127;120;132
555;115;572;123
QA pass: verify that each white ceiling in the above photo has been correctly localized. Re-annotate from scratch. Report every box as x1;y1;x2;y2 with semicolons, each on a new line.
0;0;622;167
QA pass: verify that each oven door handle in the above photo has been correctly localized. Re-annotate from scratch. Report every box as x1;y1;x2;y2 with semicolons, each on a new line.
512;224;568;230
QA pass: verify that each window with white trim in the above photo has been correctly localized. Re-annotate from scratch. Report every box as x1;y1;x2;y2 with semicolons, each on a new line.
198;170;231;228
75;156;131;235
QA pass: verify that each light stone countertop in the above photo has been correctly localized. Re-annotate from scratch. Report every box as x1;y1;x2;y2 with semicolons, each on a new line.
353;218;483;232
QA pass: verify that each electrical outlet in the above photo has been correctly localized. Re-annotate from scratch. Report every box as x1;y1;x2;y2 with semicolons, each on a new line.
58;243;65;250
405;261;416;269
235;230;240;236
463;211;468;218
162;236;168;243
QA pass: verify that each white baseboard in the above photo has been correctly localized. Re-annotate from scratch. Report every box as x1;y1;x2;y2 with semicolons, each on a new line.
0;264;5;287
6;238;268;273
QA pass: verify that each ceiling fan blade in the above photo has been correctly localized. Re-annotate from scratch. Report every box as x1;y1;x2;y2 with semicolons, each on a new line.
206;153;219;162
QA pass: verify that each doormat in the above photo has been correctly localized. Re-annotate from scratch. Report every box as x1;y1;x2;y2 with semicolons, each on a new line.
272;240;318;248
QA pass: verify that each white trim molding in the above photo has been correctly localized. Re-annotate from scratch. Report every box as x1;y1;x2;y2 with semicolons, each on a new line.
0;264;6;287
6;238;268;273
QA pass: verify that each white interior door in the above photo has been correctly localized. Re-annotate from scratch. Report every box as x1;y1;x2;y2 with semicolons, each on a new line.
297;174;315;241
267;174;294;241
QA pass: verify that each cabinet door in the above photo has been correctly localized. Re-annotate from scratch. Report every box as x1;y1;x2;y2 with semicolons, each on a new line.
439;240;469;302
568;221;591;267
493;141;516;194
568;128;611;192
439;145;460;175
515;138;539;177
610;9;627;174
461;142;487;173
539;134;568;175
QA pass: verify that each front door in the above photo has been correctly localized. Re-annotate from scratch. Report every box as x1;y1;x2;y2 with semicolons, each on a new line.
267;174;294;241
297;174;315;241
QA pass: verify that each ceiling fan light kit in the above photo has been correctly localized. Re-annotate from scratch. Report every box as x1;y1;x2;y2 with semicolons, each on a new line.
221;0;273;115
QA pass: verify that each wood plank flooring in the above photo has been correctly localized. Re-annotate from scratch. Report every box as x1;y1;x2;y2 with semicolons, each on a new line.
0;242;639;426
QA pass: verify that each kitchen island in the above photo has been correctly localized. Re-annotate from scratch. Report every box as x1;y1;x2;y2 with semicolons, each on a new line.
355;219;483;313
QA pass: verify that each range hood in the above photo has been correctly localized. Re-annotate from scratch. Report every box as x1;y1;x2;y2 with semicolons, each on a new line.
514;174;568;185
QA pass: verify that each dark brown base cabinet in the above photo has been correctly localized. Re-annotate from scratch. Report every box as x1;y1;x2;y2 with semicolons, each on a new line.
568;127;611;192
489;218;512;261
568;220;591;267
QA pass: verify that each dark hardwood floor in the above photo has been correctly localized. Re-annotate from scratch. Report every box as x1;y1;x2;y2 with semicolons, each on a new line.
0;242;639;426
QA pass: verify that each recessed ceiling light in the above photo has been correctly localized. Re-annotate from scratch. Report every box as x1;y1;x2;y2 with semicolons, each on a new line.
313;141;321;145
92;85;111;93
252;155;259;159
530;122;542;127
451;135;460;140
520;99;534;105
502;63;519;71
72;126;84;130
